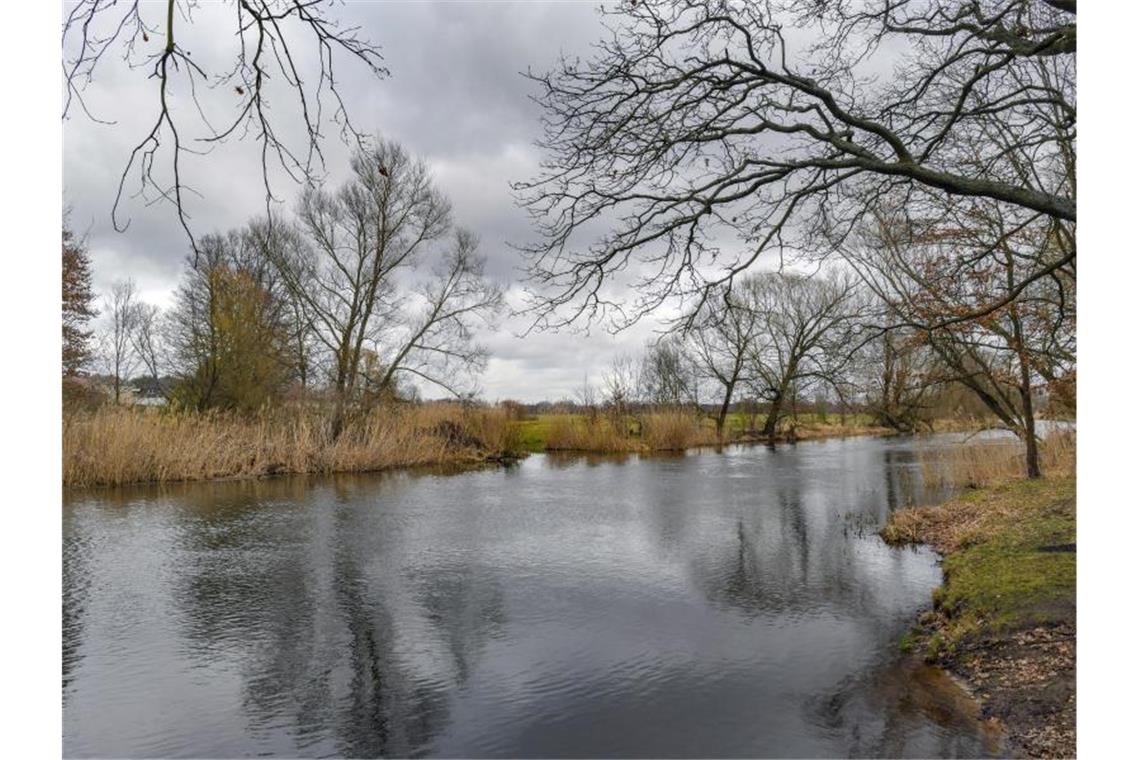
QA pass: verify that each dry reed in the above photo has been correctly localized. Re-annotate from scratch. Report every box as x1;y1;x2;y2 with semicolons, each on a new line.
544;409;719;452
63;403;521;488
919;429;1076;491
640;409;718;450
544;414;630;452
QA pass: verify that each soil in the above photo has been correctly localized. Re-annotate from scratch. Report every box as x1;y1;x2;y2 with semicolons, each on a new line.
914;619;1076;758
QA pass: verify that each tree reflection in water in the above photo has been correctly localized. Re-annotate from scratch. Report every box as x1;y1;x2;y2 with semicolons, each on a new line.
64;436;1002;758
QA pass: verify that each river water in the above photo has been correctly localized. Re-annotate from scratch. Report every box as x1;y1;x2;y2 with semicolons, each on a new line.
63;434;1004;758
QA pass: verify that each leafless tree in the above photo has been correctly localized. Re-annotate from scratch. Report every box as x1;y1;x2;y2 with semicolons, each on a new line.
601;353;642;429
640;336;700;409
514;0;1075;331
101;279;140;404
574;374;601;425
367;231;504;399
269;139;503;433
741;271;864;439
128;301;168;396
686;286;766;439
856;327;941;432
63;0;387;247
842;203;1074;477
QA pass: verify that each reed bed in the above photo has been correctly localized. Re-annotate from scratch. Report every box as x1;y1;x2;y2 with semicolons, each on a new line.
780;420;894;442
919;428;1076;491
640;409;719;450
543;414;632;452
63;403;520;488
543;409;719;453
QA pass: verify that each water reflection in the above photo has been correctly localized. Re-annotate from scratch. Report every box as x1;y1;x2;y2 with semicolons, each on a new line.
64;435;1000;758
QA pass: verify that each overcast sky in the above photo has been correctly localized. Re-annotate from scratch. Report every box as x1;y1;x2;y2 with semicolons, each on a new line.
62;1;689;402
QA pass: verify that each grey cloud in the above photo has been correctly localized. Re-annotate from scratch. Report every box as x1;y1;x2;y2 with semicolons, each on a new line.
65;1;658;402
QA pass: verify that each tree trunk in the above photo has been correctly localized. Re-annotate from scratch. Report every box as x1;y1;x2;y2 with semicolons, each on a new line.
1008;287;1041;479
331;358;351;440
716;380;735;441
761;391;784;440
1019;361;1041;479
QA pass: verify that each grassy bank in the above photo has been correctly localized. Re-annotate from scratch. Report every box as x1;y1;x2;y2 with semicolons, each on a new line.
882;434;1076;757
64;404;522;488
511;411;895;453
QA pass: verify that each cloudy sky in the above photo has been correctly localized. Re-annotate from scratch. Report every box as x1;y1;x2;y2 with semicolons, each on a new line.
64;0;674;403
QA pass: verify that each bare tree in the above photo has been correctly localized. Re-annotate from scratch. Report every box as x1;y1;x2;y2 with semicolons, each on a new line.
101;279;140;404
270;138;503;433
128;302;168;397
601;353;642;428
843;204;1074;477
687;286;766;439
574;374;601;425
741;271;863;439
857;327;941;433
367;231;504;399
515;0;1075;331
63;0;387;246
640;336;700;409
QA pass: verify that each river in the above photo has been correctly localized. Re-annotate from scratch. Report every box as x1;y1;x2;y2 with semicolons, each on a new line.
63;433;1004;758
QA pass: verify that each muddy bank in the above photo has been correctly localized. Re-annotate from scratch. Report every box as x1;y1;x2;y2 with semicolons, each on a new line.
908;617;1075;758
883;478;1076;758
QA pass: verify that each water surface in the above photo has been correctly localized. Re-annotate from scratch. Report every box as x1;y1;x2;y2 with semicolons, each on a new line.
64;434;1002;758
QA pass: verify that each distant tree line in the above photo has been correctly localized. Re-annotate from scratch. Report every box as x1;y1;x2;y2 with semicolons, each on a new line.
547;248;1072;479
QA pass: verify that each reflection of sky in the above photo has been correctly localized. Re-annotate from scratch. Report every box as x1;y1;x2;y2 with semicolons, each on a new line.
64;435;1000;758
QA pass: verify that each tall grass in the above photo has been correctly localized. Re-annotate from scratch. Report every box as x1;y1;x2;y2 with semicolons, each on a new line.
543;409;719;452
919;429;1076;490
544;414;631;452
640;409;717;450
63;403;521;488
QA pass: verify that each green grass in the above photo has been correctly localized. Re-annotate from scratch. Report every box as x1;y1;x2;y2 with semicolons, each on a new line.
883;477;1075;659
512;415;564;452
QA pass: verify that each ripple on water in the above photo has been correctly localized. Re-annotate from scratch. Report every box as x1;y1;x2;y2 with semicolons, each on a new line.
65;435;1001;758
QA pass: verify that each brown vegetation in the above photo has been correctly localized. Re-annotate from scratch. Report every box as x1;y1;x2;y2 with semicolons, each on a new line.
62;226;98;378
639;409;718;451
538;409;898;453
543;410;718;453
63;404;521;488
916;429;1075;493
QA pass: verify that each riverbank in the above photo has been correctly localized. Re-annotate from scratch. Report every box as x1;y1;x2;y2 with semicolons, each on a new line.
66;405;996;487
513;411;898;453
63;404;522;488
882;477;1076;758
